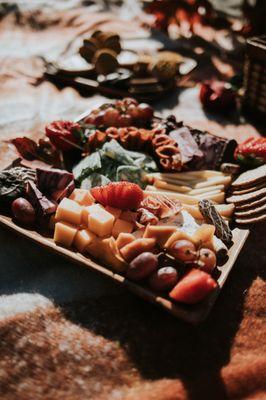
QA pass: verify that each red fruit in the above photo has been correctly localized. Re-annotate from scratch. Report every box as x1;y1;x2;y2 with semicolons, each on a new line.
103;107;120;126
117;113;132;127
234;137;266;167
199;81;236;113
137;103;154;120
169;268;217;304
91;181;144;210
45;121;81;151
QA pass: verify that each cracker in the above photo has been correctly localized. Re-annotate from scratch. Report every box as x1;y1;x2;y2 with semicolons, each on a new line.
231;181;266;195
227;187;266;205
235;213;266;225
231;165;266;189
235;196;266;210
234;202;266;217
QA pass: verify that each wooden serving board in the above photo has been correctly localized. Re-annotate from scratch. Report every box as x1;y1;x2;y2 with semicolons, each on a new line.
0;214;249;323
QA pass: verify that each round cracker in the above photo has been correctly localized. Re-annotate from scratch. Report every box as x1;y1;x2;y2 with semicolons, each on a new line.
231;165;266;189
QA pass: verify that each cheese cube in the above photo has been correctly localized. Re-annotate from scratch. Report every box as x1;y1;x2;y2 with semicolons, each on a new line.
74;229;97;253
105;206;121;219
69;189;95;206
54;221;77;247
82;204;104;227
112;218;134;238
88;205;115;237
55;198;82;225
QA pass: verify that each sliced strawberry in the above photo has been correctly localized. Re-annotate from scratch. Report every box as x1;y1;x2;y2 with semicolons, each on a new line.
91;182;143;210
169;268;217;304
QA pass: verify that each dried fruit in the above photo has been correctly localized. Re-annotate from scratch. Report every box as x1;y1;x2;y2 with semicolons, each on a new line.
91;181;144;210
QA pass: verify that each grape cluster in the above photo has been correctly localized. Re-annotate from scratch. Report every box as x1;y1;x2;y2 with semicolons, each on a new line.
84;98;154;128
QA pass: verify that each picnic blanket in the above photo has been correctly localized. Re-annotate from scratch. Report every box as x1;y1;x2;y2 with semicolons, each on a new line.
0;3;265;399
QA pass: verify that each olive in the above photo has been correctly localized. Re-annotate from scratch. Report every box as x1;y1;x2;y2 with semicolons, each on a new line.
149;267;178;291
127;252;158;281
11;197;36;225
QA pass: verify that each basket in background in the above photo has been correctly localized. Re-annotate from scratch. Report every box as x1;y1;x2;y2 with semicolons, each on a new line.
242;36;266;122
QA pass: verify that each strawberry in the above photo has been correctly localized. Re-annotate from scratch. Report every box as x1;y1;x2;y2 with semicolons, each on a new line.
91;182;144;210
234;137;266;167
169;268;217;304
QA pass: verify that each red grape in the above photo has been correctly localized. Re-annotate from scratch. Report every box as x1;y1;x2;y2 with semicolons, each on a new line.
137;103;154;120
170;240;196;262
103;107;120;126
12;197;36;225
198;248;217;273
149;267;178;291
127;252;158;281
127;104;140;120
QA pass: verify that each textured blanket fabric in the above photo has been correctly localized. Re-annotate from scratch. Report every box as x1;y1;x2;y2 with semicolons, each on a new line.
0;3;265;400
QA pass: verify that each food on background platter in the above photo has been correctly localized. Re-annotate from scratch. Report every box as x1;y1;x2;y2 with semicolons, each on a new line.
199;81;237;113
234;137;266;168
52;181;227;304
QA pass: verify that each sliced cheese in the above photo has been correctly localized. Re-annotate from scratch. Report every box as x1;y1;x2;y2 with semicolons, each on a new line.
54;221;77;247
88;205;115;237
144;190;198;205
197;191;225;203
154;179;191;193
143;225;177;247
69;189;95;206
189;184;225;195
116;233;135;249
112;218;134;239
74;229;97;253
55;198;83;225
193;175;231;189
82;203;104;226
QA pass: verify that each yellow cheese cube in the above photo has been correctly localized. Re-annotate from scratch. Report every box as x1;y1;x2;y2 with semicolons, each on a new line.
55;198;83;225
69;189;95;206
112;218;134;238
82;204;104;227
54;221;77;247
88;205;115;237
74;229;97;253
105;206;121;219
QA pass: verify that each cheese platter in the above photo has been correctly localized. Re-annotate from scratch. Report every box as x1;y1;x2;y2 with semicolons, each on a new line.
0;97;258;323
